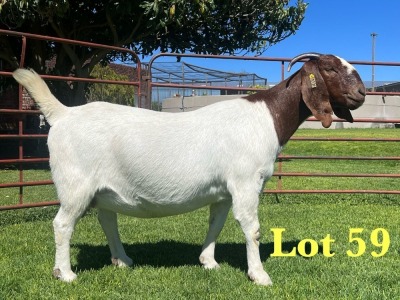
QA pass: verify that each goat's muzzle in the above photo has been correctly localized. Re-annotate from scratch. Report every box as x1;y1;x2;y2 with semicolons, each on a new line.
346;85;366;110
332;85;365;123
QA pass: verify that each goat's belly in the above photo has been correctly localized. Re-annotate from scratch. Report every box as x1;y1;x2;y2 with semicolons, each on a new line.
93;188;229;218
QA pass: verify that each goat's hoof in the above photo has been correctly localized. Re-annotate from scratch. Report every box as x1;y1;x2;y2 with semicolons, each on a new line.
248;270;273;286
53;268;77;282
205;262;220;270
199;256;220;269
111;256;133;267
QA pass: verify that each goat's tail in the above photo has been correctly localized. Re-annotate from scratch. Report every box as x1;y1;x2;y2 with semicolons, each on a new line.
12;69;68;126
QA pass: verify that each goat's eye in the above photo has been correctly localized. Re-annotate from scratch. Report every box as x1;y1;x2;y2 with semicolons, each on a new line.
325;68;337;74
325;67;337;76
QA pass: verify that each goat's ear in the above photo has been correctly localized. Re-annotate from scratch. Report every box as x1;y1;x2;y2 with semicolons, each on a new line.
301;61;333;128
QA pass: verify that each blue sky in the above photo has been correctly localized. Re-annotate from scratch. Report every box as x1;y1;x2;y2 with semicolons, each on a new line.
148;0;400;84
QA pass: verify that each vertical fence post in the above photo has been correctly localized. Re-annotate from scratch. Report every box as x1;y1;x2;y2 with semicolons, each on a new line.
18;36;27;204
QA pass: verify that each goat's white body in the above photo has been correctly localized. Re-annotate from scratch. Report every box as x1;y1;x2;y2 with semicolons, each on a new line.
50;99;280;218
12;69;281;284
46;97;279;284
13;54;365;285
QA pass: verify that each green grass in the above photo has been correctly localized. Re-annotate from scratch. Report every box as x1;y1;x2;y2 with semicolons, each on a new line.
1;199;400;299
0;168;57;205
0;128;399;299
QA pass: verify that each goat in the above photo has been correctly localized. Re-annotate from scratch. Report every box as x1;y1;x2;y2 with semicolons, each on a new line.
12;53;365;285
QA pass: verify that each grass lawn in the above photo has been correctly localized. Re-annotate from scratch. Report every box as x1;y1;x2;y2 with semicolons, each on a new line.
0;128;399;299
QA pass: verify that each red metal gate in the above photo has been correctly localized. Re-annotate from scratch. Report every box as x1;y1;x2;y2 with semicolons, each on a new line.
0;29;142;210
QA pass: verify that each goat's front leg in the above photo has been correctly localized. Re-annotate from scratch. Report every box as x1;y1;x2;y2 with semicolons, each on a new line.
97;209;133;268
232;191;272;286
199;200;231;269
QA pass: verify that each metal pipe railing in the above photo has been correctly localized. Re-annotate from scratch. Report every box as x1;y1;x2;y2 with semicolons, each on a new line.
0;32;399;210
0;29;142;210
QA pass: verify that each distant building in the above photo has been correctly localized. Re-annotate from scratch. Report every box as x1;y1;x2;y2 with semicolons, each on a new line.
374;82;400;93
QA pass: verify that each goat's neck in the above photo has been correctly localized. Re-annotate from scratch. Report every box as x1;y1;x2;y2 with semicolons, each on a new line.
244;72;311;146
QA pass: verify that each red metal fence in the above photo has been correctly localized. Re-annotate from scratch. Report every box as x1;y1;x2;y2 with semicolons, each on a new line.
0;31;399;211
148;54;400;196
0;30;141;210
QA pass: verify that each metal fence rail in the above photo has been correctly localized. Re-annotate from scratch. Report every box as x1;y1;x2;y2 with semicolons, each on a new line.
270;140;399;194
148;53;400;196
0;32;399;211
0;29;141;210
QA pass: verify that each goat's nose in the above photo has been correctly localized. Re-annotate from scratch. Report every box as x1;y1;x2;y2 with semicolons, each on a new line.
358;86;366;97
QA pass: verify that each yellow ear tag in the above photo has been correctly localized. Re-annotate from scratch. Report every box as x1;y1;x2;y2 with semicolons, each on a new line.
309;74;317;88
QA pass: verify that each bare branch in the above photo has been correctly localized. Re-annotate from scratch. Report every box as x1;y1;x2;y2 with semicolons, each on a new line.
122;13;145;45
48;19;82;71
105;7;119;45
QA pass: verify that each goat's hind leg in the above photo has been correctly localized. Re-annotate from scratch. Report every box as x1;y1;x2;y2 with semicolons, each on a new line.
199;201;231;269
53;205;85;282
98;208;133;268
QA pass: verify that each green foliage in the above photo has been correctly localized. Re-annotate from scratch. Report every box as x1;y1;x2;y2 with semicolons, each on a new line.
151;100;163;111
0;0;306;106
0;1;306;81
247;84;269;94
1;0;307;57
139;0;307;55
86;64;135;106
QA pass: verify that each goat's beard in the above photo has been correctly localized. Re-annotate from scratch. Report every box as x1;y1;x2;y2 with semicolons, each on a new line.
332;106;354;123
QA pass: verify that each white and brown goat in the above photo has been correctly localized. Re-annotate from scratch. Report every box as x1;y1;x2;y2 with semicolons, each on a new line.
12;53;365;285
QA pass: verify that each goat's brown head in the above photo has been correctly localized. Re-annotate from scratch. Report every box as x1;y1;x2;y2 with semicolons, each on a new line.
288;53;366;128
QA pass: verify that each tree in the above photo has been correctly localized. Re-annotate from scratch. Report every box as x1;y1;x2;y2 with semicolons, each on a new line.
0;0;307;106
86;64;136;106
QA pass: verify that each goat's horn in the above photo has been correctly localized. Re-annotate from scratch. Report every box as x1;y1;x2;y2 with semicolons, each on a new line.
287;52;322;72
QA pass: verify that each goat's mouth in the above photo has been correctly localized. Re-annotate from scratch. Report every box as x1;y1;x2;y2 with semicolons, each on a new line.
346;97;364;110
345;87;366;109
347;95;365;109
332;93;364;122
343;93;365;110
331;94;363;122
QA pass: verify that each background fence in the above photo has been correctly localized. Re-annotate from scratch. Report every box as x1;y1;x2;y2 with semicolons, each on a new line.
0;30;141;210
0;31;399;210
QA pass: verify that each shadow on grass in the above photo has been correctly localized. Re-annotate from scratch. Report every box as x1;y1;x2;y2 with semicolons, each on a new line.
0;206;58;226
74;240;324;273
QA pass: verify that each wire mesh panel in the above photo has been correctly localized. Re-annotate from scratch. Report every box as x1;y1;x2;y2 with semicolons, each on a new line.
147;53;400;196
